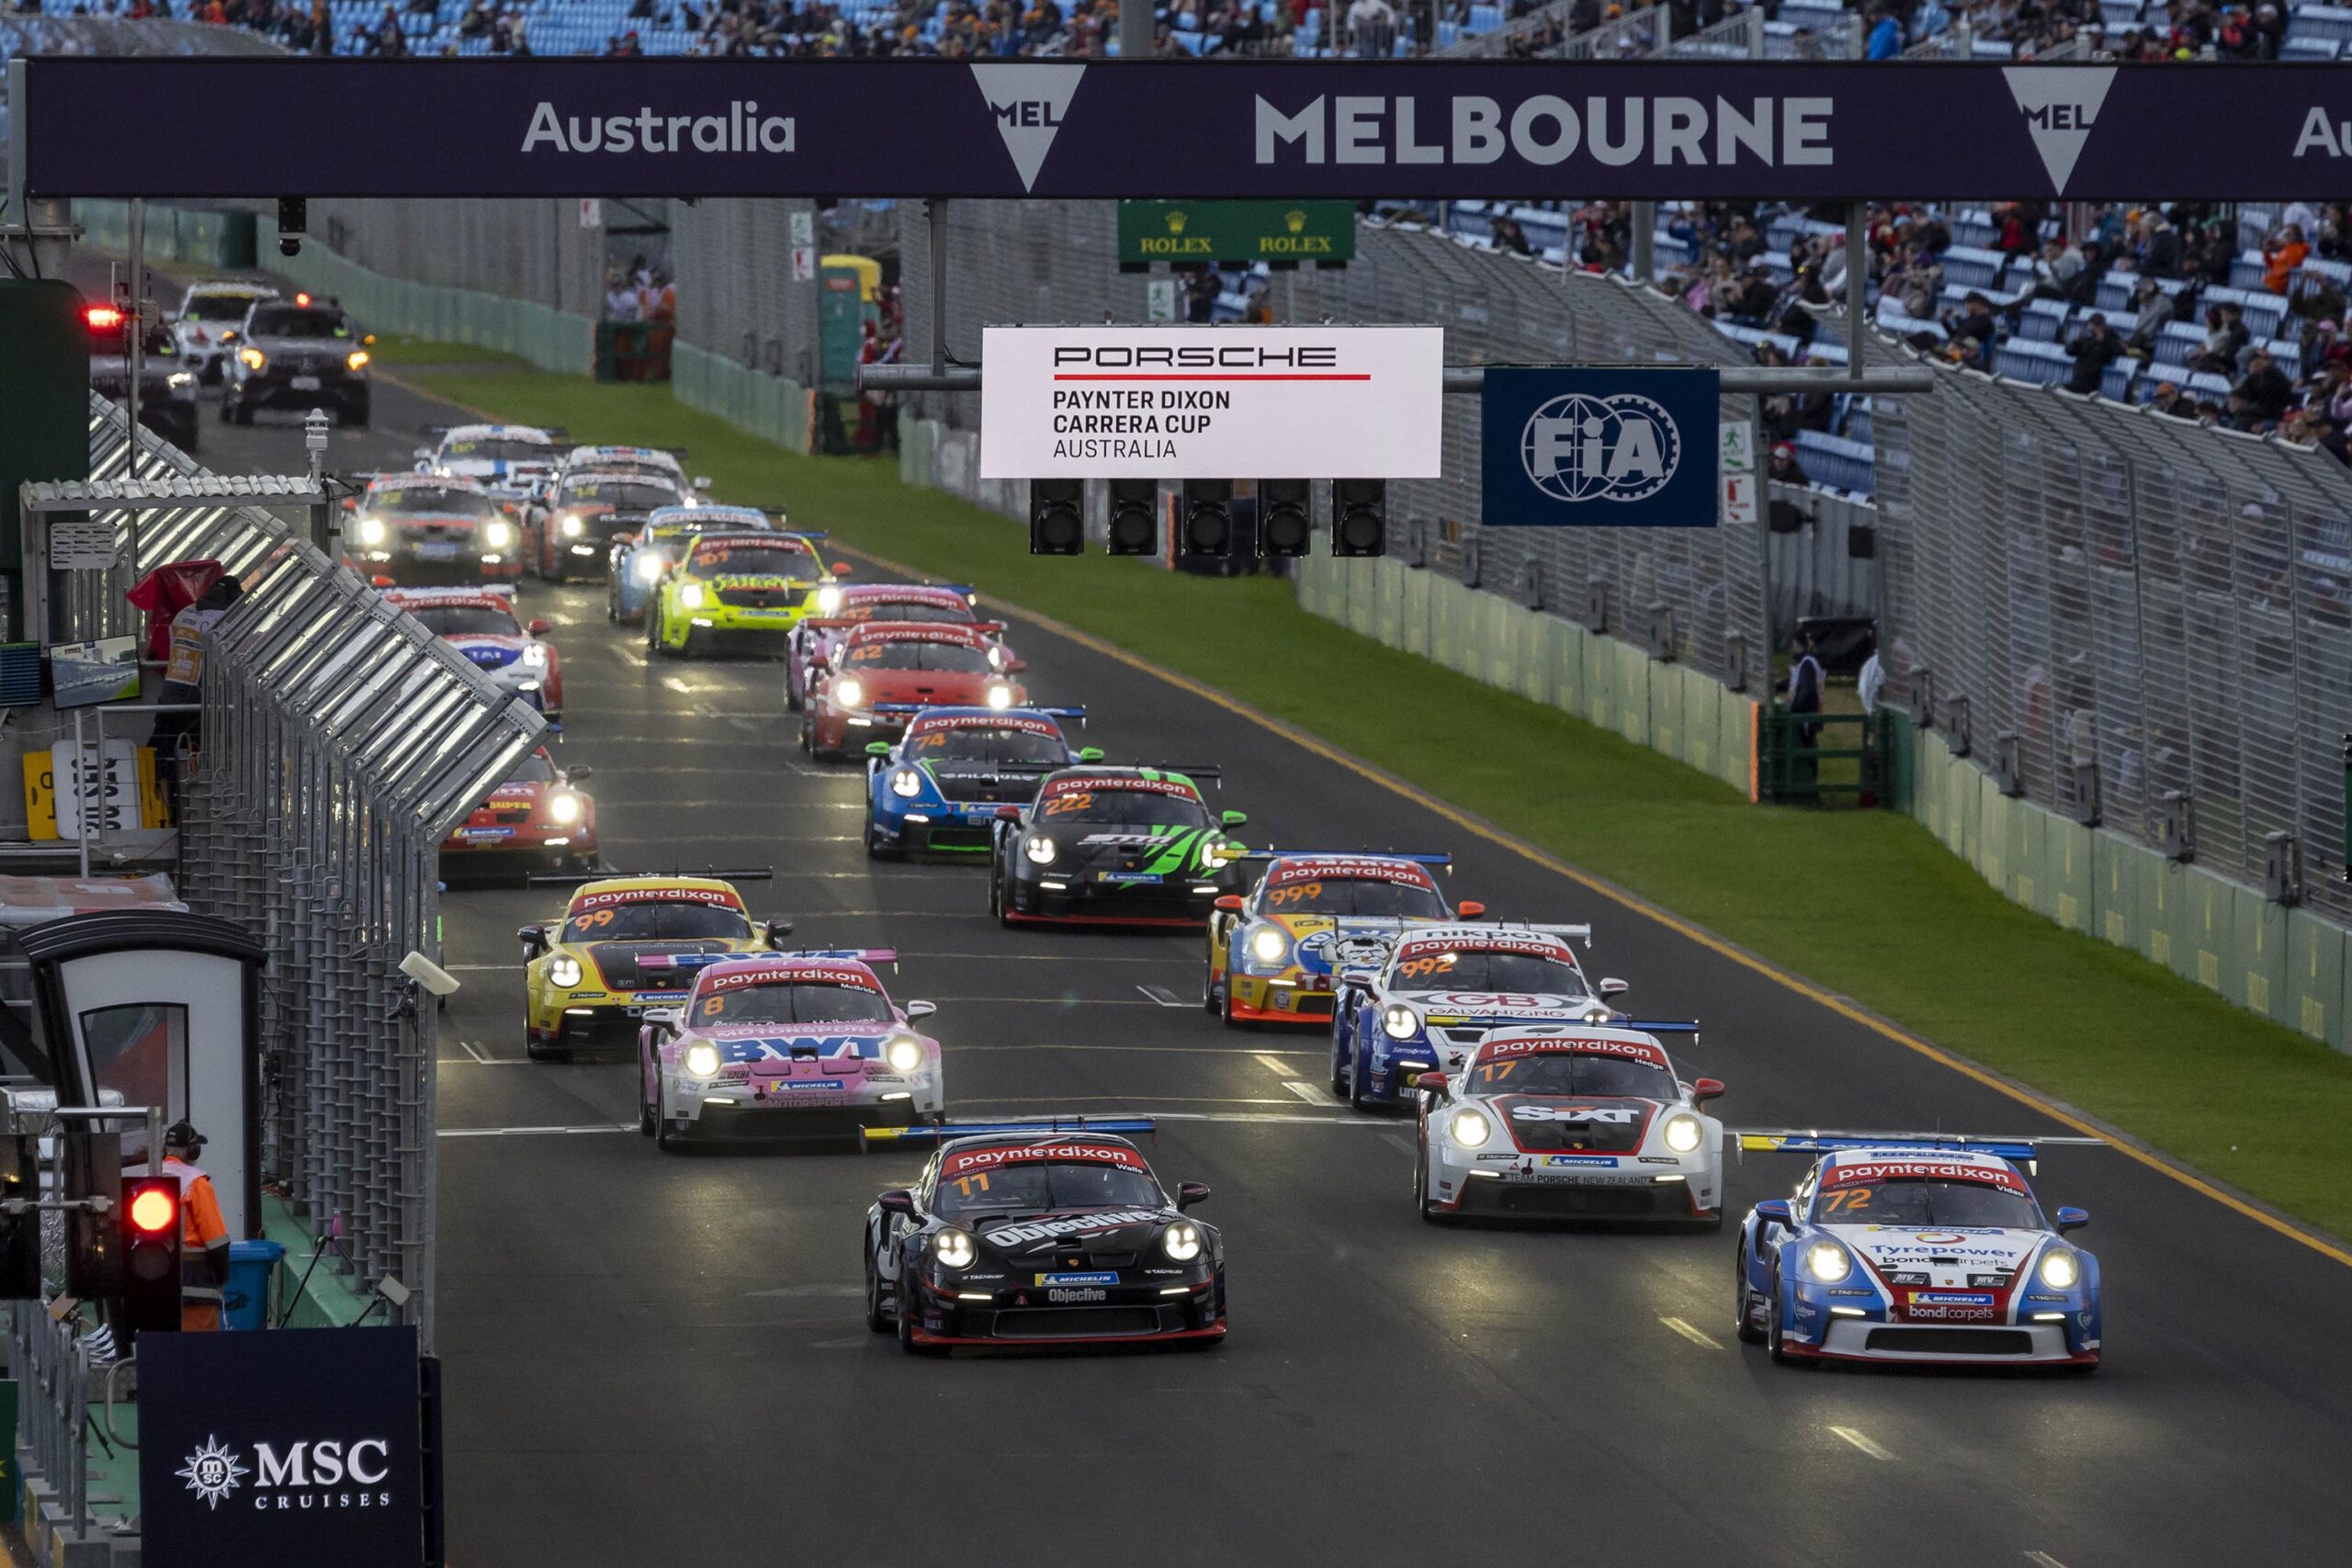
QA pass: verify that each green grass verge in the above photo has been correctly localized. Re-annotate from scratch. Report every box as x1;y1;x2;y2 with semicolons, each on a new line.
401;364;2352;1244
366;333;536;370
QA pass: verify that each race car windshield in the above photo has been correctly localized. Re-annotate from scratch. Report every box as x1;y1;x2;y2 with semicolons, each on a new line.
844;641;993;674
411;606;520;638
854;603;968;625
913;728;1068;763
1813;1178;2043;1230
695;984;893;1026
685;543;809;578
444;437;551;462
369;487;498;520
932;1161;1164;1216
246;306;352;340
504;752;559;784
1263;879;1449;919
1395;953;1587;995
1469;1052;1668;1098
183;293;263;321
1040;789;1210;828
559;479;678;511
562;902;752;942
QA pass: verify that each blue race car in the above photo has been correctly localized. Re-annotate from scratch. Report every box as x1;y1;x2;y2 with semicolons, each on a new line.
1734;1132;2103;1371
605;505;795;625
863;705;1096;858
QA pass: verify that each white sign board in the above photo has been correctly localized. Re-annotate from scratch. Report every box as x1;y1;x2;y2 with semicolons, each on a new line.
49;517;121;571
577;198;603;229
790;209;815;246
790;244;817;283
1720;419;1755;474
1719;418;1758;528
978;326;1444;479
1145;278;1179;323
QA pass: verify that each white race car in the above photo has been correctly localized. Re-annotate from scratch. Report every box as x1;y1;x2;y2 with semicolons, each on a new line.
168;278;277;383
1415;1026;1724;1226
417;423;566;493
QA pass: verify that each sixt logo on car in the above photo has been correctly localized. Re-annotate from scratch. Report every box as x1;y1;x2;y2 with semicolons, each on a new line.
1510;1103;1643;1122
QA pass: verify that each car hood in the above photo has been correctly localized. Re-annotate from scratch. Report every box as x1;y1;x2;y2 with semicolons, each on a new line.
684;1023;906;1066
465;780;548;820
581;938;750;992
1827;1224;2045;1277
1391;989;1595;1022
1489;1094;1658;1154
969;1207;1180;1262
1280;918;1443;977
445;636;527;671
842;671;996;706
1036;826;1220;872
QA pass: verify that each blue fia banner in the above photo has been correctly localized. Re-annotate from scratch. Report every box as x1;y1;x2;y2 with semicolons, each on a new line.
1479;367;1720;528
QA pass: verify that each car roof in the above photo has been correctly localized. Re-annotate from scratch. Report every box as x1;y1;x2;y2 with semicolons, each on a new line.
1817;1146;2023;1177
566;874;743;905
934;1132;1146;1160
186;279;273;296
444;423;553;442
842;620;989;646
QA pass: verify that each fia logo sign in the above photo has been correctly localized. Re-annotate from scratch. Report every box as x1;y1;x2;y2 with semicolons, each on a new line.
1519;393;1680;504
969;64;1087;193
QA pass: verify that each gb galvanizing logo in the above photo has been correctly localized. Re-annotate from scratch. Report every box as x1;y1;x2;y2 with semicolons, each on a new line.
1520;395;1679;504
178;1436;394;1511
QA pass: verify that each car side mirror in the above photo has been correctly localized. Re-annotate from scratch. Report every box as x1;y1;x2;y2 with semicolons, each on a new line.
904;999;937;1021
764;919;795;948
516;923;547;955
1003;657;1027;673
527;617;552;637
1416;1072;1447;1097
1755;1198;1792;1229
640;1007;682;1031
413;446;432;461
566;765;594;783
1176;1181;1211;1210
2055;1205;2090;1234
995;807;1023;823
1338;964;1378;988
1221;809;1248;828
1455;899;1487;919
1214;895;1245;913
1077;747;1104;762
1691;1077;1725;1103
693;474;713;489
1598;976;1631;999
364;333;377;346
831;560;854;576
877;1190;917;1217
865;741;893;757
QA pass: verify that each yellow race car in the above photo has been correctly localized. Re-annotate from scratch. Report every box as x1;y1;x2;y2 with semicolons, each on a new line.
646;530;849;657
1204;853;1479;1027
518;874;788;1058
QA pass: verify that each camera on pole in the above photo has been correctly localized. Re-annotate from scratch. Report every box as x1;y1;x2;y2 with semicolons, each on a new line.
121;1176;183;1338
1258;479;1311;558
277;196;307;258
1106;479;1158;556
1330;479;1387;557
1027;478;1083;555
1179;480;1232;557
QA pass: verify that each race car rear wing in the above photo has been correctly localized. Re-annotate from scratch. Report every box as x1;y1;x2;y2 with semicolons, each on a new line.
1735;1131;2108;1172
859;1115;1158;1150
523;866;776;886
421;424;570;439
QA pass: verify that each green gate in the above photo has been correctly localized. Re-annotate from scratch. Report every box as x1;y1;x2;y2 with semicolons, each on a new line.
1757;706;1892;807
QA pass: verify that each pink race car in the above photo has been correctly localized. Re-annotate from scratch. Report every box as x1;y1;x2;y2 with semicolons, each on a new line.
785;582;988;710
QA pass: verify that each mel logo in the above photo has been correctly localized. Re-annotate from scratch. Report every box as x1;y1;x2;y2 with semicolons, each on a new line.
2003;67;2117;196
1520;393;1680;504
969;63;1087;193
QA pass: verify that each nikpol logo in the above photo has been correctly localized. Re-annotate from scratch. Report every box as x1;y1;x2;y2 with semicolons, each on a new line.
970;63;1086;193
520;100;795;154
1519;393;1679;504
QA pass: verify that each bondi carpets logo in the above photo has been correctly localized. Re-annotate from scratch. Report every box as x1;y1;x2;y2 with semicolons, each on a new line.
2003;67;2117;195
969;63;1086;193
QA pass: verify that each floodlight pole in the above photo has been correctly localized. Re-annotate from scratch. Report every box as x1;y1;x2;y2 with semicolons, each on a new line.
1120;0;1153;59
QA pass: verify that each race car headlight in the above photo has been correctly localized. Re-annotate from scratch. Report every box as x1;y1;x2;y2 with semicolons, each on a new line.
1381;1003;1420;1040
1162;1223;1204;1262
985;683;1014;710
239;347;265;370
683;1042;721;1079
1023;834;1057;865
523;642;548;667
357;517;387;547
814;583;842;614
885;1036;923;1074
1662;1113;1703;1154
548;790;582;825
560;513;584;538
834;677;866;709
1248;926;1289;965
2038;1248;2080;1291
679;583;706;609
485;521;514;550
1449;1107;1492;1148
1804;1240;1851;1283
546;955;582;988
933;1228;977;1270
345;349;370;371
890;767;924;798
636;554;666;583
166;370;196;390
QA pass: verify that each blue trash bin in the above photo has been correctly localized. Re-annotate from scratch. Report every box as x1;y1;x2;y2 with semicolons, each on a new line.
222;1239;286;1330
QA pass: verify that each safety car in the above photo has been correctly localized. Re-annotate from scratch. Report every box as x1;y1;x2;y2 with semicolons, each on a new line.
1204;852;1480;1028
220;292;372;427
801;622;1024;761
647;531;847;656
785;582;982;710
348;474;522;583
517;874;786;1058
989;767;1249;928
438;747;594;874
526;467;683;581
1734;1133;2102;1370
1415;1026;1723;1225
863;1124;1225;1354
90;310;199;452
863;706;1099;858
414;423;565;491
166;278;276;383
1329;922;1632;1109
382;585;562;719
605;505;779;625
637;951;941;1150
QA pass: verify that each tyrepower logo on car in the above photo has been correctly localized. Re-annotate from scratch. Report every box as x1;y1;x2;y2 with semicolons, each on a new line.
521;101;797;154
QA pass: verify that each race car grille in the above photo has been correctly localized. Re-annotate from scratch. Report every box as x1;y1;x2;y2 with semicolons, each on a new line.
583;942;729;990
1475;1184;1664;1217
716;585;805;608
402;524;474;544
1507;1119;1646;1155
934;774;1043;805
992;1307;1162;1338
492;810;532;826
1862;1327;2037;1356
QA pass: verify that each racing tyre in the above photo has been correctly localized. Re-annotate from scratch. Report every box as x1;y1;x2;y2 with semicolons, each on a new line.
231;400;253;427
864;816;900;861
1734;1243;1766;1344
639;1081;656;1137
654;1079;681;1153
1412;1136;1456;1225
524;1036;568;1064
216;396;232;424
897;1295;947;1358
1347;1043;1374;1111
865;1248;893;1334
990;861;1016;929
1765;1261;1799;1365
786;665;804;713
1329;1025;1349;1097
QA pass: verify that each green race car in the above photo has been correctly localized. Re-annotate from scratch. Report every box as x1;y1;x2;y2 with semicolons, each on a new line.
647;530;847;656
987;766;1250;928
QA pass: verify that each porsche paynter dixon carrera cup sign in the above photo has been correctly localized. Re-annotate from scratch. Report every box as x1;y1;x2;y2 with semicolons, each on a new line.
978;327;1443;479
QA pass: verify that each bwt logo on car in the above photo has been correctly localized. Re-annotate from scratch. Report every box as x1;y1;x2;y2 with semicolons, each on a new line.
520;101;797;153
1520;394;1680;504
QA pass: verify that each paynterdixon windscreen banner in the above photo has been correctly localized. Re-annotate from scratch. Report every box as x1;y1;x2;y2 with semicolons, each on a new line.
17;61;2351;200
138;1326;433;1568
1480;367;1720;527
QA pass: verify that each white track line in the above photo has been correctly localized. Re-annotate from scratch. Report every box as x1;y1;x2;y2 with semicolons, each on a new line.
1135;984;1191;1008
439;1122;636;1138
2022;1553;2070;1568
1658;1316;1722;1349
1826;1427;1895;1461
1251;1053;1294;1076
1283;1081;1340;1107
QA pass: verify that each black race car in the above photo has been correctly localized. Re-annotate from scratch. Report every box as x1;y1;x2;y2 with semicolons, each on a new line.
220;293;372;427
987;766;1249;928
91;315;199;453
526;468;684;581
863;1127;1224;1354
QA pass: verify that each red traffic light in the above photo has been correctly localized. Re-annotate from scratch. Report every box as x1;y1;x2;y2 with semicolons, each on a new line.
130;1184;178;1235
84;304;127;333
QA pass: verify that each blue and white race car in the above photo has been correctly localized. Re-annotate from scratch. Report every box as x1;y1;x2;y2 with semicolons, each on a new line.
1329;921;1631;1110
415;423;566;492
1734;1133;2103;1371
605;505;786;624
864;705;1096;858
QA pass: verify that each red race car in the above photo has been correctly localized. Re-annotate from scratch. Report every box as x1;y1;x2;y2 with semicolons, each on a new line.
438;746;596;875
785;582;986;711
799;621;1025;762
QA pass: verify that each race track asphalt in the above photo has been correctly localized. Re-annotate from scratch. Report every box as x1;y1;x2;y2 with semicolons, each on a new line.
176;347;2352;1568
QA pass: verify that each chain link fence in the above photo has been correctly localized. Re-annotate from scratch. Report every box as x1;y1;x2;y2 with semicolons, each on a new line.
667;197;823;385
306;197;608;327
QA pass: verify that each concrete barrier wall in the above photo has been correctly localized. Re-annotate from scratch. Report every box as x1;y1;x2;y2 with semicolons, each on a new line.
672;342;814;457
74;199;255;271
